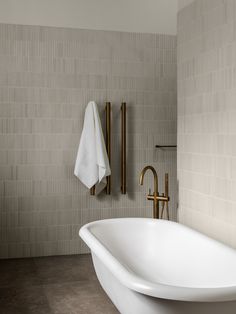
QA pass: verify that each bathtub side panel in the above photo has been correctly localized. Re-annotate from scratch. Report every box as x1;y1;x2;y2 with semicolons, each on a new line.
91;253;236;314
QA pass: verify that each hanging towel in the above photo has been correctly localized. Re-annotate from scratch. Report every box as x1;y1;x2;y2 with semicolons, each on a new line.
74;101;111;194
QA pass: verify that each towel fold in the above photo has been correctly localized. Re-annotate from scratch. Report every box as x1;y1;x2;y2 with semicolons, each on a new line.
74;101;111;194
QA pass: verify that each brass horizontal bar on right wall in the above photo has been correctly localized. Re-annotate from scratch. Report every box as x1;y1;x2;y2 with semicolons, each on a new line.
121;102;126;194
155;145;177;148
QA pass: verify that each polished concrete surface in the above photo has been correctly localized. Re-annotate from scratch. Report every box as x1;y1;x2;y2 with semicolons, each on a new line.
0;254;119;313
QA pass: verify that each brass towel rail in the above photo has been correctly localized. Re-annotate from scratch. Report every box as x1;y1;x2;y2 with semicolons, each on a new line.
121;102;126;194
90;102;112;195
90;101;126;195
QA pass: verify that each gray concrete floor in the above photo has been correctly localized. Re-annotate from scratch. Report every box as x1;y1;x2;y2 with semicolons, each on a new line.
0;254;119;314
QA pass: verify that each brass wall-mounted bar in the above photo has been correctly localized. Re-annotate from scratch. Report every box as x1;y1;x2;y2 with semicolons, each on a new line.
121;102;126;194
105;102;111;194
90;102;111;196
155;145;177;148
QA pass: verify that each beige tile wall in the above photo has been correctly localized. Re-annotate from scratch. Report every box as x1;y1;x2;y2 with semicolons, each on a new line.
178;0;236;247
0;23;177;258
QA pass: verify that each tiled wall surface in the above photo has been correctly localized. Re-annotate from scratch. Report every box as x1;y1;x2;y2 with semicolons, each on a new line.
178;0;194;11
0;23;177;258
178;0;236;247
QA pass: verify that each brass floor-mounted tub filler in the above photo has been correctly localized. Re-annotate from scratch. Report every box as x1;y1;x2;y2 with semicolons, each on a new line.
139;166;169;219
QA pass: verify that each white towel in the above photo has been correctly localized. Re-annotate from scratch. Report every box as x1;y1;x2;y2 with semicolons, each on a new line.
74;101;111;194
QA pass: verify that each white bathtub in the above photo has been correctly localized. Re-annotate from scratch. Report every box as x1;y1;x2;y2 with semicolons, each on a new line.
79;218;236;314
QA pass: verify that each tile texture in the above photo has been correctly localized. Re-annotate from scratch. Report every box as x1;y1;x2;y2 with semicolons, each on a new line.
0;23;177;258
0;254;118;314
178;0;236;247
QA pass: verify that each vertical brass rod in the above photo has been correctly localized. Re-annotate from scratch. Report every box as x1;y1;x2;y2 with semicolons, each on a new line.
90;185;95;195
165;173;170;220
160;193;165;219
106;102;111;194
121;102;126;194
166;202;170;220
165;173;168;198
153;191;159;219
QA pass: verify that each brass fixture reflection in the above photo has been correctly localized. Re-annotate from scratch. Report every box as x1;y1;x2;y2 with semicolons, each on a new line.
139;166;170;219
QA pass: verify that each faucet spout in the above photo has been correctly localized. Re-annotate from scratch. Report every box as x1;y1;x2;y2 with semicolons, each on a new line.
139;165;158;194
139;166;159;219
139;166;170;219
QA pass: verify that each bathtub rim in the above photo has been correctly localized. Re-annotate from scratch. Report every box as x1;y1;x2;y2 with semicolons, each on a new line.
79;217;236;302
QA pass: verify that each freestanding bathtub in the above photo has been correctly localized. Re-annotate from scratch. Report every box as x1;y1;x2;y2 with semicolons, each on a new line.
79;218;236;314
